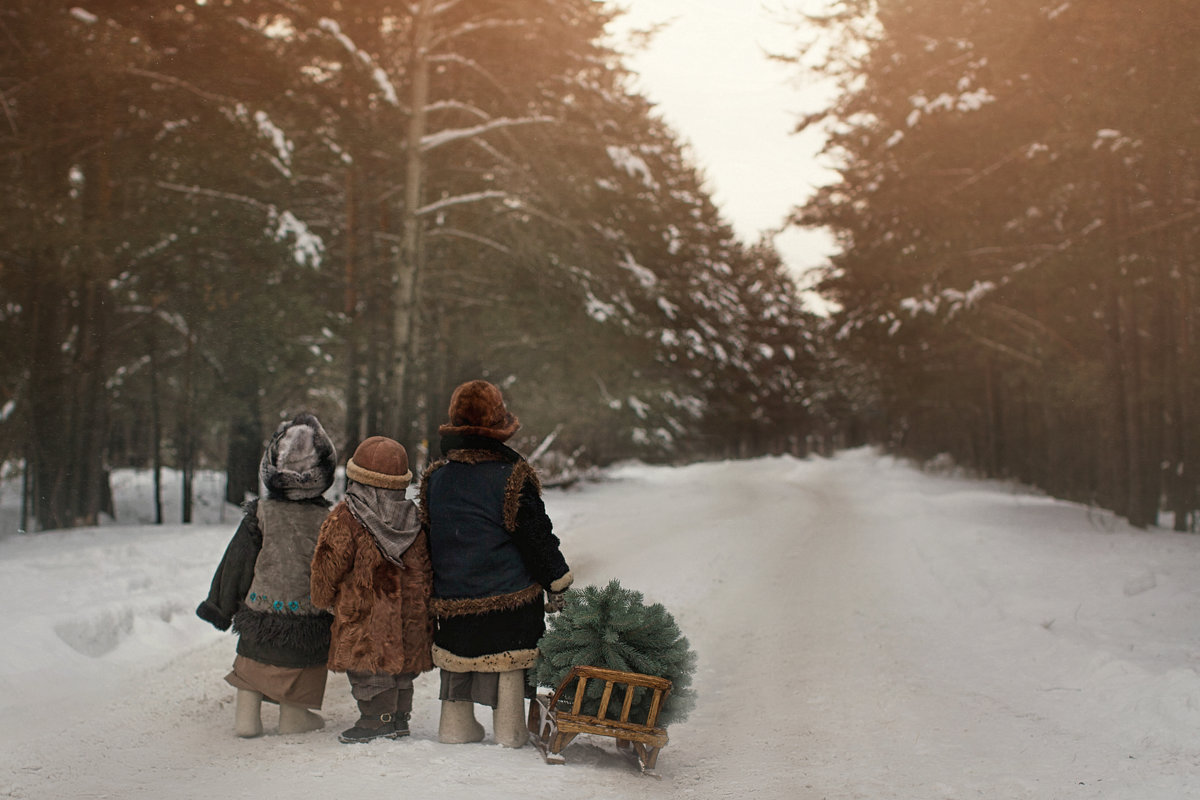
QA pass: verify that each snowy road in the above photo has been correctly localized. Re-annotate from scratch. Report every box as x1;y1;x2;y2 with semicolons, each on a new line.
2;450;1199;799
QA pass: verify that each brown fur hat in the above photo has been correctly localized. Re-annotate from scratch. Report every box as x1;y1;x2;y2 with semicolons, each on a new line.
437;380;520;441
346;436;412;489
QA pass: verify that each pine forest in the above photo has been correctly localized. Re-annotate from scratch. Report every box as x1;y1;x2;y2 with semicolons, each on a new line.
790;0;1199;531
2;1;1198;534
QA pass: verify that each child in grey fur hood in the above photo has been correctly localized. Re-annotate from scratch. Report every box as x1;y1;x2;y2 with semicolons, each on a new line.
196;412;337;737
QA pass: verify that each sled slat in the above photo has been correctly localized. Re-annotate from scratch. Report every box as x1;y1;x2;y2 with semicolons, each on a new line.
620;684;635;722
596;681;614;721
570;677;587;715
645;686;664;728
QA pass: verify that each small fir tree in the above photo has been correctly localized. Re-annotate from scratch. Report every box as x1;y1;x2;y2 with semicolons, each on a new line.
532;579;697;725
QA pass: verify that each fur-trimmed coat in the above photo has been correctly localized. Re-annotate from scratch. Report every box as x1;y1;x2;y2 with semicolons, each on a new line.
420;434;572;673
310;502;435;675
196;497;333;669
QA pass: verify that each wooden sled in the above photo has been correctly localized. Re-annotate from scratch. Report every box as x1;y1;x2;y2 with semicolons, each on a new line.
528;665;672;775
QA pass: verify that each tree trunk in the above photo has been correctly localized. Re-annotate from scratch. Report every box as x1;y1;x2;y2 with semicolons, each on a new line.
983;358;1001;478
1152;150;1193;531
388;0;433;439
70;277;111;526
19;459;30;534
365;308;387;436
422;306;453;469
179;331;195;524
224;385;262;506
27;250;71;531
1102;152;1157;528
1170;260;1196;530
149;334;164;525
365;168;391;438
342;165;364;452
1164;279;1190;530
1104;281;1134;521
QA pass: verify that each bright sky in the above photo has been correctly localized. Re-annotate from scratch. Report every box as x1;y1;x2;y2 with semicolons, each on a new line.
607;0;839;290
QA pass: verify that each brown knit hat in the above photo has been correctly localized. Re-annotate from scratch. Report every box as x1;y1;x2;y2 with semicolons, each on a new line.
345;436;412;490
437;380;521;441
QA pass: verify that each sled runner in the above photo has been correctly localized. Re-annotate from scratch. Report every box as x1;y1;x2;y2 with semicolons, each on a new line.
527;665;672;775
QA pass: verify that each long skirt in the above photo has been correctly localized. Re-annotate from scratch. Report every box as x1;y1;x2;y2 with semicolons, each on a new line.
225;654;327;709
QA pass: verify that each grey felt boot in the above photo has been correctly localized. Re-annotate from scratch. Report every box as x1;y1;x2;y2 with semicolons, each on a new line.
234;689;264;738
438;700;485;744
339;689;405;743
278;703;324;734
493;669;528;748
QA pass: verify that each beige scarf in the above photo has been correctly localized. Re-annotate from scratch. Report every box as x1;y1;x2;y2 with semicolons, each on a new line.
344;482;420;567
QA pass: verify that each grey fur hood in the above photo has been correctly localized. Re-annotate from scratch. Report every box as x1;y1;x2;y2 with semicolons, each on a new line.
260;413;336;500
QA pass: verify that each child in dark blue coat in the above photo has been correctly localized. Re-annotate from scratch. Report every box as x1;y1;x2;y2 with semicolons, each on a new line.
419;381;572;747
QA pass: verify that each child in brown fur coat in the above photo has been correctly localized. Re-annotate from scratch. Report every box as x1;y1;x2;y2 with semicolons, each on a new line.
310;436;434;742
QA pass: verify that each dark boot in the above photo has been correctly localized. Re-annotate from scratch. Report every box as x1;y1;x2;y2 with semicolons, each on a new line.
339;688;401;744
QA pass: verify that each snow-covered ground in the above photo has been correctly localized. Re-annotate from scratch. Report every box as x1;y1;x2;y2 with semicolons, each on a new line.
1;449;1198;799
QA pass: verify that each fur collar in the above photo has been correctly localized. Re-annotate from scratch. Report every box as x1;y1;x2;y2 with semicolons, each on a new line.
440;433;522;463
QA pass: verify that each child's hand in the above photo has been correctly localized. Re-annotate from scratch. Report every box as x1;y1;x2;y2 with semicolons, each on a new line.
544;590;567;613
